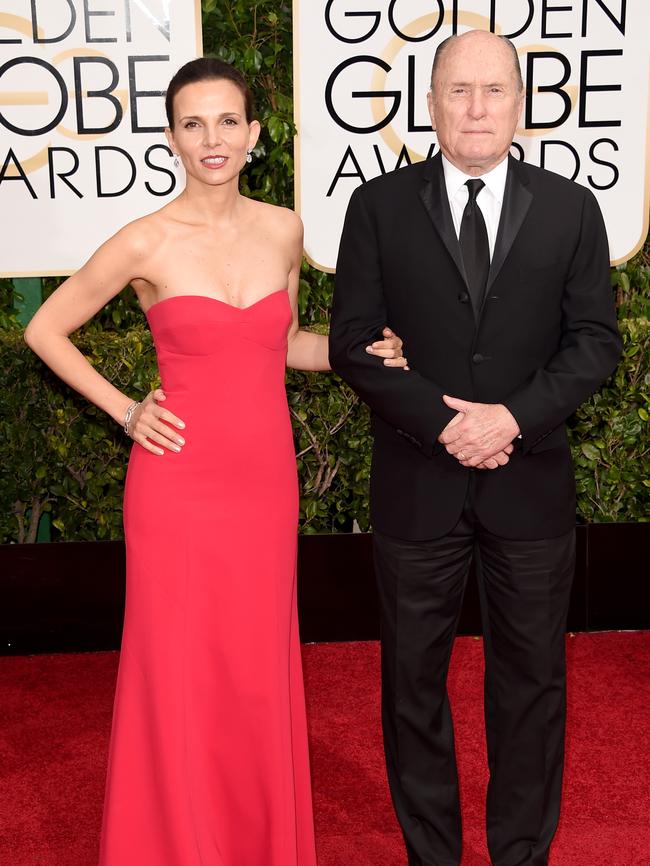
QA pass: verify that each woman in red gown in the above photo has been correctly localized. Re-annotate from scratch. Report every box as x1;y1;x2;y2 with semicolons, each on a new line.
25;59;408;866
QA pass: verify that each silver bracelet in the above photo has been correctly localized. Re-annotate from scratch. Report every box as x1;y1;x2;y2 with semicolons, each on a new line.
123;400;140;436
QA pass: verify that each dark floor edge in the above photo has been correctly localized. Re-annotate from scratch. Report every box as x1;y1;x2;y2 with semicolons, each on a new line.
1;524;648;654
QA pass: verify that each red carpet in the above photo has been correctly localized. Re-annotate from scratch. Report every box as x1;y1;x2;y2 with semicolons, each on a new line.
1;633;649;866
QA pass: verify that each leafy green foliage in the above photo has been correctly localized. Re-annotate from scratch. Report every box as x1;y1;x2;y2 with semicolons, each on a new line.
570;243;650;521
570;316;650;522
202;2;296;206
288;369;372;533
0;330;156;543
2;281;647;543
1;6;648;540
611;244;650;319
0;279;21;330
41;277;146;333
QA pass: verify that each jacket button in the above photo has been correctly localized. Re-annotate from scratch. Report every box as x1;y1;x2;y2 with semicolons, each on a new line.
472;353;485;363
457;291;470;303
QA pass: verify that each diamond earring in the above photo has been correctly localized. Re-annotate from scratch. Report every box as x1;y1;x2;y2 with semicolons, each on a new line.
246;150;253;164
173;154;180;168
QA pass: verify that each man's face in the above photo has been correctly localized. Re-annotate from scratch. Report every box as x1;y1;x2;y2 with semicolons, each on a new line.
427;32;524;175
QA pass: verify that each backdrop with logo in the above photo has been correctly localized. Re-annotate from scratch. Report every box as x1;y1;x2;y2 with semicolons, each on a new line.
0;0;201;277
294;0;650;272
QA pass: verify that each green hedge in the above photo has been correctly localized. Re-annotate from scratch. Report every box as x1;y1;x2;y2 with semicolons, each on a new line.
1;295;648;544
0;327;373;542
571;315;649;521
1;1;648;541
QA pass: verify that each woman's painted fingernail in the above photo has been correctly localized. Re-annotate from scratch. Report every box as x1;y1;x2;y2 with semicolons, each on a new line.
177;421;185;428
176;437;185;446
171;444;181;453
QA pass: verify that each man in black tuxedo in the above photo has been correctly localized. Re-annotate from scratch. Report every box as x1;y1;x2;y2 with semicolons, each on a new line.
329;30;621;866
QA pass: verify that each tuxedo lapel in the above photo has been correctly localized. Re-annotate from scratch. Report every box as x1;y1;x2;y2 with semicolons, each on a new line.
418;154;534;316
486;156;533;293
419;155;467;286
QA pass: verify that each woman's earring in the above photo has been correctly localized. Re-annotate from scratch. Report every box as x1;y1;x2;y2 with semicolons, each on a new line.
173;154;180;168
246;150;253;164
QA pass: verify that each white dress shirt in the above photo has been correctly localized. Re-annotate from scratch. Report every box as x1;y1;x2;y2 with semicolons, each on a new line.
441;154;508;261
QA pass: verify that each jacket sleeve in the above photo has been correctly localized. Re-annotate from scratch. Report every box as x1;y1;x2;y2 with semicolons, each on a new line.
329;185;456;457
503;189;622;452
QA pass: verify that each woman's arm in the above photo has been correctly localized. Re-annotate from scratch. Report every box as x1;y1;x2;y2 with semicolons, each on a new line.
284;214;408;372
24;222;185;455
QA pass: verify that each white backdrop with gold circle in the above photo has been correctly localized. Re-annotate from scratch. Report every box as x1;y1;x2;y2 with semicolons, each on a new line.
294;0;650;272
0;0;202;277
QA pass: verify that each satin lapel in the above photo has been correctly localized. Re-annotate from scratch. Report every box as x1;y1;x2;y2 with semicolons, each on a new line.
418;155;467;286
486;156;533;293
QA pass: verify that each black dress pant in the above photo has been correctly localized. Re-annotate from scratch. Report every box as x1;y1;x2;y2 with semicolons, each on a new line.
373;492;575;866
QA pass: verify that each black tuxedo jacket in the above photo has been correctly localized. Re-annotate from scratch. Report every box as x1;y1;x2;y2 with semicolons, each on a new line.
329;154;622;541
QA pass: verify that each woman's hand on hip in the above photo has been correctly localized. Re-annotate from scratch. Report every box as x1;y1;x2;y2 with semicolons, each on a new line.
128;389;186;455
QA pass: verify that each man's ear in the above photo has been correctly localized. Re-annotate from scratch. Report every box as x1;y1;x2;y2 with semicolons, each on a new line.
427;89;436;131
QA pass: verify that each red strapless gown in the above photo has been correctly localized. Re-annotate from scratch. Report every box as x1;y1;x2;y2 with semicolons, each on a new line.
99;292;317;866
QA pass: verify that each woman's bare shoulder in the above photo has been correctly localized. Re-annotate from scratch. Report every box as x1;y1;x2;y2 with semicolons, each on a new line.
249;199;303;235
108;205;173;259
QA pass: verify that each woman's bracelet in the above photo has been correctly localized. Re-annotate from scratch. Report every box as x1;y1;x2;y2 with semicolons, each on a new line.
123;400;140;437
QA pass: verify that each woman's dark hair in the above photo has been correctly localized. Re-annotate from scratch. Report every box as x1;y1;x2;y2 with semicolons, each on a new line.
165;57;255;128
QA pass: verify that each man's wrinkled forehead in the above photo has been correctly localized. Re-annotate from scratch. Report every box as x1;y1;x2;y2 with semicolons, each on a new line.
430;33;523;92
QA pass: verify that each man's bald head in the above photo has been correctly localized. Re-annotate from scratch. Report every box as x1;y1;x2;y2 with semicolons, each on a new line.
431;30;524;95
